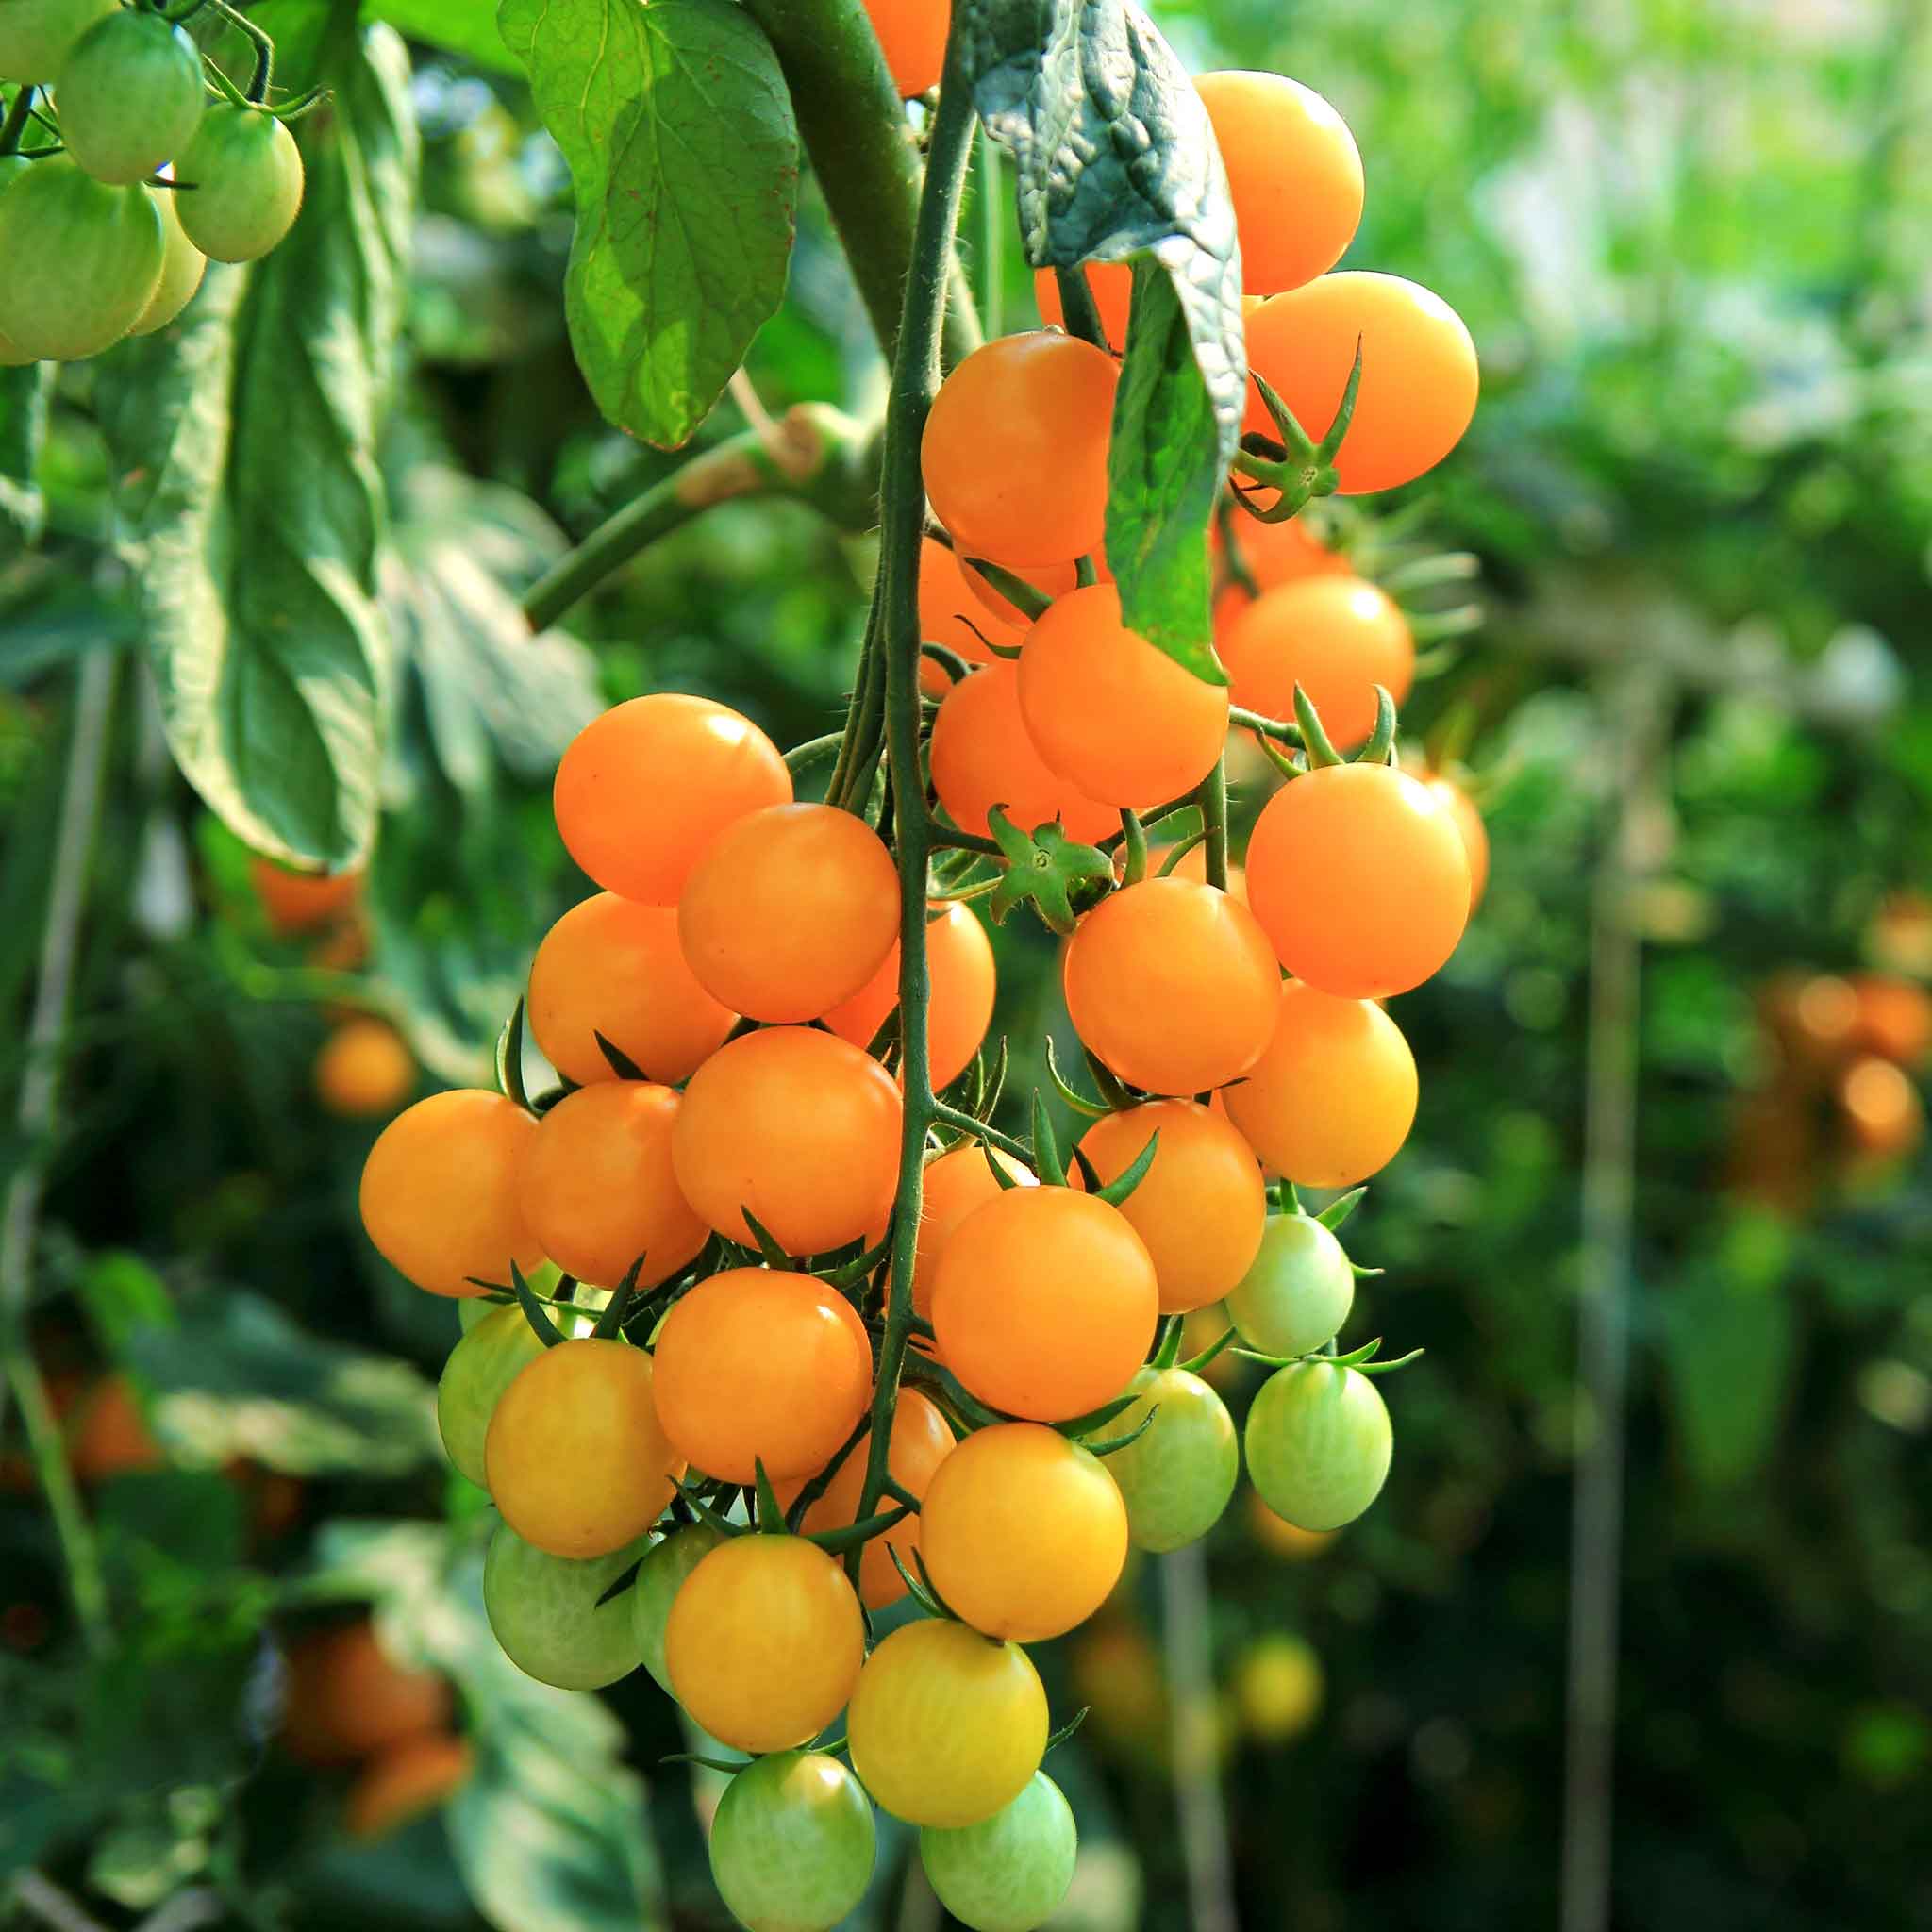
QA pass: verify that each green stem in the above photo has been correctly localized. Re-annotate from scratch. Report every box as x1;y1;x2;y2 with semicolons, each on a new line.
738;0;981;371
522;407;876;633
209;0;274;101
0;87;36;157
849;41;978;1569
1200;756;1229;891
1053;265;1110;350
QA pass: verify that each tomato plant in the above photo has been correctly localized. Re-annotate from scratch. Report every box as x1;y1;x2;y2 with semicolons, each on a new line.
708;1750;877;1932
174;105;306;262
919;1772;1079;1932
0;158;162;360
1101;1364;1240;1552
1221;575;1414;752
1245;1359;1393;1531
55;10;202;185
1227;1209;1356;1356
482;1523;652;1690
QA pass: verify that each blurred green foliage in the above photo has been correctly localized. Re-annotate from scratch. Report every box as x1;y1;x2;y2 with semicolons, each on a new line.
3;0;1930;1927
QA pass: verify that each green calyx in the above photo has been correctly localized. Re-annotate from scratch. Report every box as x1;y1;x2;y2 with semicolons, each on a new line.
984;808;1114;935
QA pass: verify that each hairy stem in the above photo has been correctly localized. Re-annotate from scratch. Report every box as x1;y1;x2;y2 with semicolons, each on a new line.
848;33;978;1567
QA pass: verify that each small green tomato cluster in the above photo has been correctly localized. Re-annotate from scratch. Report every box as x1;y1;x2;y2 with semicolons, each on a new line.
0;0;307;364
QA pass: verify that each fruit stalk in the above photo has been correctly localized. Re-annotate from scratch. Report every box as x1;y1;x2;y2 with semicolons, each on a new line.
847;25;978;1565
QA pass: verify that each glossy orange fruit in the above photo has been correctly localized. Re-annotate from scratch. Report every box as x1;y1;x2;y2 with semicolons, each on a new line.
930;663;1119;844
1033;262;1134;351
250;857;360;934
1424;773;1490;910
1221;575;1413;749
824;901;996;1090
553;694;791;906
343;1732;473;1840
313;1017;414;1118
862;0;949;95
279;1619;451;1766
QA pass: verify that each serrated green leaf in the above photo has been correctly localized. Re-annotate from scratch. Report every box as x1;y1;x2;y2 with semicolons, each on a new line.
0;362;50;562
95;21;419;869
499;0;799;449
961;0;1242;676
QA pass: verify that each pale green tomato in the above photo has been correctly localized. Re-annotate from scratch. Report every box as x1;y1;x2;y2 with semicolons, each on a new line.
632;1524;726;1693
481;1522;649;1690
130;188;207;336
437;1302;547;1487
0;0;117;83
1102;1365;1238;1553
708;1751;876;1932
920;1773;1078;1932
1226;1212;1354;1357
1244;1360;1391;1531
175;105;305;263
0;158;162;360
54;10;204;185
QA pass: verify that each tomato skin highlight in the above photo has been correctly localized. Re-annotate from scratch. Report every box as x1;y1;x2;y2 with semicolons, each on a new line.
931;1187;1158;1423
1017;585;1229;810
664;1534;866;1755
846;1618;1048;1827
528;892;736;1087
1221;981;1418;1189
709;1750;878;1932
1244;762;1471;999
482;1522;650;1690
824;900;996;1091
1103;1365;1239;1553
1063;876;1282;1097
919;1424;1127;1641
1221;575;1414;752
920;1772;1079;1932
553;694;791;907
651;1268;872;1484
484;1339;680;1559
930;662;1119;845
1245;1359;1392;1531
516;1081;708;1290
1074;1101;1266;1313
1195;71;1363;296
672;1026;902;1254
1245;272;1478;494
358;1090;545;1298
922;332;1118;568
677;802;900;1022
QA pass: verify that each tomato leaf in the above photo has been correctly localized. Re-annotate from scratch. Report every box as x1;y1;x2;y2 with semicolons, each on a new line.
360;0;521;73
959;0;1243;677
96;21;418;869
0;363;50;562
499;0;799;450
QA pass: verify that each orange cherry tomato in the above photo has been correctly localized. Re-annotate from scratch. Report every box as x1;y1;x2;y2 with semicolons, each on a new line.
961;554;1098;630
343;1733;473;1840
846;1617;1047;1827
672;1027;902;1254
553;694;791;906
528;892;736;1087
677;803;900;1023
1157;842;1248;904
785;1388;956;1608
930;663;1119;844
1221;575;1413;750
313;1017;414;1118
879;1142;1039;1326
279;1618;451;1766
919;1423;1126;1641
652;1268;873;1483
920;537;1021;695
250;857;360;934
1213;513;1349;639
1423;773;1490;910
1245;763;1470;997
1033;262;1134;351
1839;1055;1924;1159
1849;974;1932;1068
824;901;996;1091
1221;980;1417;1188
1195;72;1362;296
1018;586;1229;810
861;0;948;95
1245;273;1478;494
517;1082;708;1290
484;1339;680;1558
665;1534;866;1754
1062;876;1281;1094
931;1187;1158;1422
921;332;1118;569
1074;1101;1266;1313
359;1090;545;1297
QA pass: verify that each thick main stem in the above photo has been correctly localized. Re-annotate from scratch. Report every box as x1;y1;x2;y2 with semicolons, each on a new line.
848;36;978;1557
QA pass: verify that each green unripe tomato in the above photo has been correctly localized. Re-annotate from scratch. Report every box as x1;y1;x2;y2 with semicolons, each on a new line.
1244;1360;1391;1532
175;104;304;262
1101;1365;1238;1554
437;1301;547;1486
0;156;161;359
920;1773;1078;1932
1227;1211;1354;1357
631;1523;725;1693
55;9;204;185
0;0;115;82
129;187;207;335
481;1521;649;1690
708;1751;876;1932
0;156;30;365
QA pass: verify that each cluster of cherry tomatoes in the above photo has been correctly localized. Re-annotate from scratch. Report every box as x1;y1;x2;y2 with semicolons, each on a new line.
341;50;1486;1932
0;0;307;365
